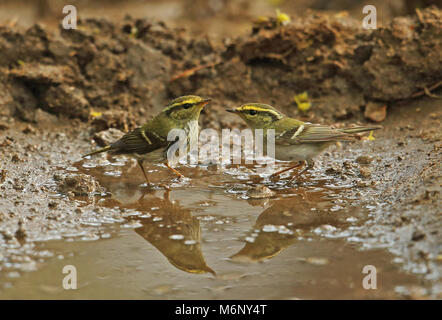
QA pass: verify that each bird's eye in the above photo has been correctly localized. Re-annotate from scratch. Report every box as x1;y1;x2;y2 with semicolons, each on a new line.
182;103;192;109
249;110;257;115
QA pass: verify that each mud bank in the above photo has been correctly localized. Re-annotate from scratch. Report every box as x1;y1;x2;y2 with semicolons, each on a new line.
0;7;441;127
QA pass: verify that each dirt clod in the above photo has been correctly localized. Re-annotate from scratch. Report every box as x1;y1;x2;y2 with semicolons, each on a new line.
359;166;372;178
365;102;387;122
411;230;426;241
22;125;36;134
0;170;6;184
93;128;125;146
246;185;276;199
54;172;102;197
356;156;373;165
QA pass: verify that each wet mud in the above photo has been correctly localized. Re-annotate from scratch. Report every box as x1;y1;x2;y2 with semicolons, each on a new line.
0;3;441;299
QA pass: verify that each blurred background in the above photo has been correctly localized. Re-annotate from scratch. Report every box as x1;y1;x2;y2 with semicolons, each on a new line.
0;0;440;38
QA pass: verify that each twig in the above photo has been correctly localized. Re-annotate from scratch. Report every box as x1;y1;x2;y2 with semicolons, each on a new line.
424;86;441;99
410;81;442;99
170;62;219;82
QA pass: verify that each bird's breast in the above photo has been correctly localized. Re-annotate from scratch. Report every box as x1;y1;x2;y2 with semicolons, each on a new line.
274;143;331;162
135;147;167;162
185;121;199;139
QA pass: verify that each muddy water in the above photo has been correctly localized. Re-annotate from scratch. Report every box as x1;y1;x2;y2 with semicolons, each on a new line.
0;155;422;299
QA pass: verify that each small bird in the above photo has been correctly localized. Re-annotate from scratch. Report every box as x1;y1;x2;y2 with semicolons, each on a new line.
83;95;211;186
227;103;381;178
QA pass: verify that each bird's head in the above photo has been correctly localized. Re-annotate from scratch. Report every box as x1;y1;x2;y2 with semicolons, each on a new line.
163;95;211;124
226;103;285;129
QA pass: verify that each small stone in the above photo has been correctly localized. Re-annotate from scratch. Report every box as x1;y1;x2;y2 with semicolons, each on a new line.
343;160;353;169
356;155;373;165
0;137;13;147
246;185;276;199
364;102;387;122
411;230;425;241
325;164;341;175
34;108;59;124
93;128;125;146
359;166;371;178
22;125;36;134
357;180;370;188
11;154;20;162
15;221;26;241
0;169;6;184
48;201;58;209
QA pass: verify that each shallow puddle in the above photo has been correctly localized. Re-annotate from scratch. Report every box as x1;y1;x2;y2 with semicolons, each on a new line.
0;156;424;299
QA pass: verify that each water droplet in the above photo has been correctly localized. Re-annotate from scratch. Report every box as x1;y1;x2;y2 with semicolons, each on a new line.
201;216;215;221
262;225;278;232
169;234;184;240
245;237;255;243
82;162;97;168
278;226;293;235
103;171;121;177
121;221;143;229
80;234;100;241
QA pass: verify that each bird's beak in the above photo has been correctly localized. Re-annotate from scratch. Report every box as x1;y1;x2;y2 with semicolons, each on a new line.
226;109;238;113
198;98;211;108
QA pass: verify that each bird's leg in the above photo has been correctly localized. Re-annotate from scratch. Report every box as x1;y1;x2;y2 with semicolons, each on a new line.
164;162;185;179
290;160;313;181
137;186;155;202
159;182;171;192
271;161;304;178
162;188;170;201
137;160;151;186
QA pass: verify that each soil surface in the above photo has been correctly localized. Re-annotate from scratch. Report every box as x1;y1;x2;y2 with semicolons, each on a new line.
0;2;441;299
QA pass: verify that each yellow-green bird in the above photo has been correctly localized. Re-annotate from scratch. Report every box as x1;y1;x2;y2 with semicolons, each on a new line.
83;95;211;185
227;103;381;178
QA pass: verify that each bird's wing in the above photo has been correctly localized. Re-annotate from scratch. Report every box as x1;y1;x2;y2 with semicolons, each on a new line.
275;124;352;145
110;127;169;155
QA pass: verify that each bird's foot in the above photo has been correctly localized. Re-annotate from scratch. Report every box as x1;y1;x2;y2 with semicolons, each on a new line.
164;162;187;180
270;161;304;180
159;183;171;191
289;162;310;182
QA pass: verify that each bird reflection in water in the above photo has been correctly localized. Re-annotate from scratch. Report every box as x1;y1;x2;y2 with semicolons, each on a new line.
95;174;345;271
100;183;215;275
230;193;341;263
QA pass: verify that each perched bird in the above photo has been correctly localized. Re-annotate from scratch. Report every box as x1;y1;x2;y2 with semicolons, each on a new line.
227;103;381;178
83;95;211;186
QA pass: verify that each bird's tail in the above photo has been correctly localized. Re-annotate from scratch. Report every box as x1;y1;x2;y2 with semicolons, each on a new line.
339;125;382;134
82;145;112;158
